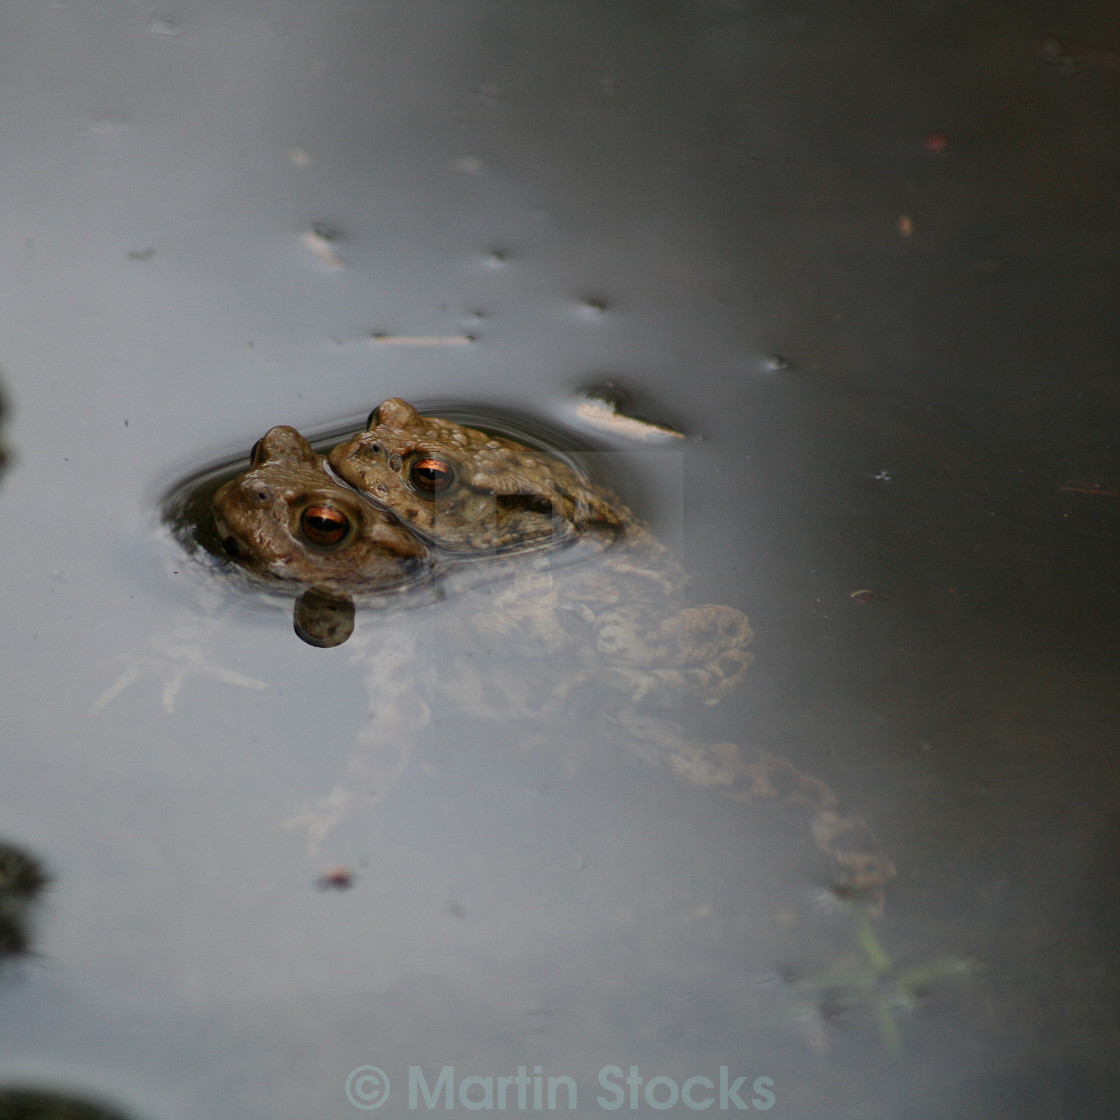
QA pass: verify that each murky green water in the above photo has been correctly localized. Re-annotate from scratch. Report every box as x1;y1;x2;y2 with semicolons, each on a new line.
0;2;1117;1118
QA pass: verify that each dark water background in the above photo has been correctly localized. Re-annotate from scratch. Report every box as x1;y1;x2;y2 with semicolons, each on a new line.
0;2;1117;1117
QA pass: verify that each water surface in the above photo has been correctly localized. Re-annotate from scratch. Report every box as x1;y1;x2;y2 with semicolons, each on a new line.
0;2;1117;1118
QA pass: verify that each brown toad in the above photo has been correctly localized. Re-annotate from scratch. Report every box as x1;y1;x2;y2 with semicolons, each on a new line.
209;423;431;645
325;399;754;714
211;423;430;590
202;399;893;903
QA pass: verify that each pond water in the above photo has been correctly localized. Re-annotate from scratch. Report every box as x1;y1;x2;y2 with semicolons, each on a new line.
1;2;1118;1118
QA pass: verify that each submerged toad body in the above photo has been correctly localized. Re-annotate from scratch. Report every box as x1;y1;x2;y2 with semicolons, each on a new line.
200;399;894;901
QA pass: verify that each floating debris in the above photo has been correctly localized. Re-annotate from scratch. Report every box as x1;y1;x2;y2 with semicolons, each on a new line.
575;386;684;442
1058;480;1120;497
1039;35;1119;72
316;865;355;891
849;589;878;603
147;15;182;38
897;214;913;238
922;131;948;153
369;333;475;347
301;224;344;269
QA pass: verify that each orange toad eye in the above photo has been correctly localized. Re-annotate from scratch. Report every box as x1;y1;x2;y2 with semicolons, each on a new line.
410;457;455;493
300;505;350;546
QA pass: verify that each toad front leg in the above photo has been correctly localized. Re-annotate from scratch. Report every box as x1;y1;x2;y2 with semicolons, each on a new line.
93;597;268;715
284;626;429;852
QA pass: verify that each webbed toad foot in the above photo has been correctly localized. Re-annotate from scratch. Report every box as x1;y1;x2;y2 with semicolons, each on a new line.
93;615;267;714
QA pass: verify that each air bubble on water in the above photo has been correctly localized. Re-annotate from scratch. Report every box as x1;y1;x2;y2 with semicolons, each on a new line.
578;298;609;319
147;15;183;37
454;155;484;174
762;355;790;373
485;249;509;268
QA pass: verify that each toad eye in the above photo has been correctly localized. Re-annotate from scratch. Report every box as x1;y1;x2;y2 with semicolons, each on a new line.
410;457;455;493
300;505;350;546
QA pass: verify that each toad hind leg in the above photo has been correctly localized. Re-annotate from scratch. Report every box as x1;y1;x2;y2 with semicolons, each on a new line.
617;712;895;911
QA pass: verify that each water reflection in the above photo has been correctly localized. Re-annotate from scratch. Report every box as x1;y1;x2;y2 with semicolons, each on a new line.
149;398;896;907
293;587;356;648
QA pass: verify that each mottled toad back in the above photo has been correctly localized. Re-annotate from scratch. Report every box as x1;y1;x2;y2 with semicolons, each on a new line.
328;398;754;709
330;397;624;552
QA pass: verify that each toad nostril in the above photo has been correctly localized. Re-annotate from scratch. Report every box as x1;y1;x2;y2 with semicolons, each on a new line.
222;535;241;559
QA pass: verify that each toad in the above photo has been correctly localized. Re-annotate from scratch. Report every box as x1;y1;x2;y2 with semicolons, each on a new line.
203;399;893;902
209;423;430;645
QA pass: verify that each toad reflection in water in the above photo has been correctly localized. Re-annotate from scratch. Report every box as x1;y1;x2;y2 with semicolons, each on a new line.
105;399;894;906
